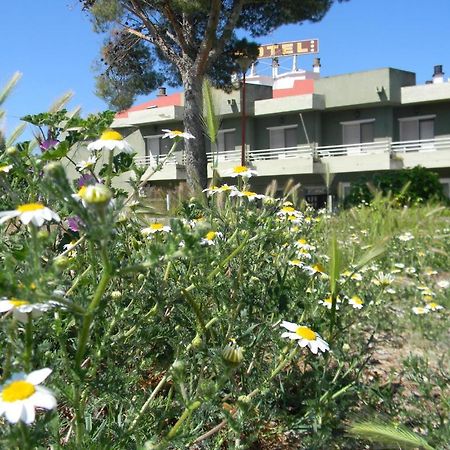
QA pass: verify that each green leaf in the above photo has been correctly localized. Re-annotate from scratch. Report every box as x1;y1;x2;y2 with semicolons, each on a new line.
40;141;69;160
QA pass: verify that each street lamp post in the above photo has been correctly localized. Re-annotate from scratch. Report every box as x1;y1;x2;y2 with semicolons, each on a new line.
235;51;256;167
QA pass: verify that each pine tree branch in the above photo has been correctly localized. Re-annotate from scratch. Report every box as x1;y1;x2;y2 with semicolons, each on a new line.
210;0;245;61
123;0;179;67
163;1;189;55
195;0;221;77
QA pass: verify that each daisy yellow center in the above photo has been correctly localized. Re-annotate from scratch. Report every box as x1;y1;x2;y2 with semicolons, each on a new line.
233;166;248;174
298;239;307;245
324;297;332;304
10;298;30;307
282;206;295;213
77;186;87;196
295;327;316;341
150;223;164;230
290;259;301;265
100;130;123;141
205;231;217;241
243;191;256;197
17;203;45;213
428;302;438;308
1;380;35;402
312;263;325;273
171;130;183;136
0;165;10;172
351;296;363;304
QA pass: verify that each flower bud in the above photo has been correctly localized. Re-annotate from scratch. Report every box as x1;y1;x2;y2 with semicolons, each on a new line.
37;230;49;240
111;290;122;300
78;184;112;206
53;256;70;270
6;146;17;156
191;333;202;348
222;339;244;367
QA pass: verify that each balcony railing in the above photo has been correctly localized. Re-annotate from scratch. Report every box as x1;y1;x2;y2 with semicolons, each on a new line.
134;138;450;167
391;137;450;153
134;154;178;167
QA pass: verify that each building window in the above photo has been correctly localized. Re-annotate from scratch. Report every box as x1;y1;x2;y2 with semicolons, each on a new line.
440;178;450;198
338;182;352;200
341;119;375;145
399;115;435;141
268;125;298;149
217;129;236;153
144;135;173;162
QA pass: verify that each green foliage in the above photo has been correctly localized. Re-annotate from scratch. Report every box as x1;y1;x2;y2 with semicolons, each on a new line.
348;420;435;449
345;166;447;207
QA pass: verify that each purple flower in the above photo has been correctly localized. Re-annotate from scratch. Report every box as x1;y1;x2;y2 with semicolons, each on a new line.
67;216;83;232
39;139;59;152
77;174;97;188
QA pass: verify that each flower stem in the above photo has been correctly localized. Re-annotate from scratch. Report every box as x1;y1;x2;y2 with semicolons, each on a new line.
24;314;33;372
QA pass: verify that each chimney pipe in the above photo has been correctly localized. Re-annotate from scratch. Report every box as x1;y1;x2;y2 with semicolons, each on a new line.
313;58;321;74
432;65;444;84
157;86;167;96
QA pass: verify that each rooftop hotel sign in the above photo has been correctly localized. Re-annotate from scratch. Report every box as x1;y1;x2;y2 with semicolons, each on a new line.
258;40;319;59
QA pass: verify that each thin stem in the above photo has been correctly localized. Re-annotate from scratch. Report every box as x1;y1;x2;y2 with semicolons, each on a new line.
24;314;33;372
106;150;114;187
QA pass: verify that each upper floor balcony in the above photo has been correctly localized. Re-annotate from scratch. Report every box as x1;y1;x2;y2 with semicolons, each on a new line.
135;137;450;181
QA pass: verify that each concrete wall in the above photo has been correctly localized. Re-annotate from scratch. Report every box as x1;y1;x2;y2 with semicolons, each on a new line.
315;68;415;108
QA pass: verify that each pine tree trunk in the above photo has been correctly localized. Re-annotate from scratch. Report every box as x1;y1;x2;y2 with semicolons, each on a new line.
182;74;207;191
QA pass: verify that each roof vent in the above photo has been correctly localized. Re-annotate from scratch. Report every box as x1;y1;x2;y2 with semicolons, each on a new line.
157;87;167;96
432;65;444;84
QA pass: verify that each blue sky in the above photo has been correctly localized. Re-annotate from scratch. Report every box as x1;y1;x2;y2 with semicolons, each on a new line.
1;0;450;135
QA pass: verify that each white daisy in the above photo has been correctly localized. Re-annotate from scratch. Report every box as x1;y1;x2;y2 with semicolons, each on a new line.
437;280;449;289
305;263;327;277
87;130;134;154
0;164;13;173
372;272;394;287
412;306;429;315
201;231;223;246
229;190;265;201
348;295;364;309
141;223;171;235
0;368;56;424
162;129;195;140
228;165;258;178
319;296;341;310
288;259;303;267
0;298;53;323
76;156;97;171
280;321;329;354
0;203;60;227
398;232;414;241
294;239;314;251
277;206;303;218
425;302;444;312
202;184;237;195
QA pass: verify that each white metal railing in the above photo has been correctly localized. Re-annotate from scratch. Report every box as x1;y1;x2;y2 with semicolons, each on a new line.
134;154;178;167
206;150;241;163
391;137;450;154
135;138;450;167
249;145;312;160
316;140;390;157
